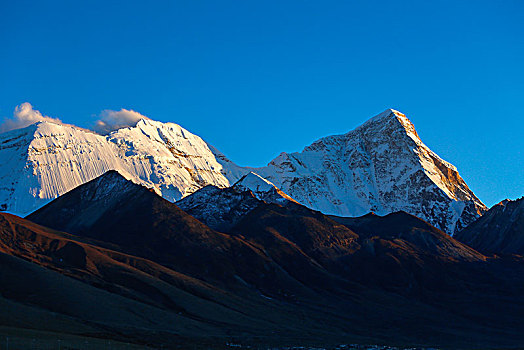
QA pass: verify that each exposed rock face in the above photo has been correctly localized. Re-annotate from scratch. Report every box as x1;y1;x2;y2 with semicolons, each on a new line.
177;172;298;231
176;185;261;231
455;197;524;255
252;109;487;233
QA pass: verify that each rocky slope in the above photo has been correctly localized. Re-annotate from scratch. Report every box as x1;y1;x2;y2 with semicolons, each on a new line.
0;212;353;347
176;172;298;231
179;177;486;285
252;109;487;233
455;197;524;255
26;171;314;298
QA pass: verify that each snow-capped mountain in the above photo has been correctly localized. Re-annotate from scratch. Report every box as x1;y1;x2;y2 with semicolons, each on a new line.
232;172;298;204
0;107;486;233
0;119;242;215
252;109;487;233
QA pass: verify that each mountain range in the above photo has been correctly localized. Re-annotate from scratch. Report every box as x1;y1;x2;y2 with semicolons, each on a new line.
1;107;522;348
0;108;485;234
0;170;520;348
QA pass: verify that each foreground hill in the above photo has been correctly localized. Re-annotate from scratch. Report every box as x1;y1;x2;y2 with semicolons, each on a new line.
455;197;524;255
26;171;315;298
1;108;484;233
6;212;391;348
180;179;487;295
16;171;524;348
181;173;524;344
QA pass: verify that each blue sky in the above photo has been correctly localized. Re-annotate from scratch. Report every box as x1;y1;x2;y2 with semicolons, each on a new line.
0;0;522;206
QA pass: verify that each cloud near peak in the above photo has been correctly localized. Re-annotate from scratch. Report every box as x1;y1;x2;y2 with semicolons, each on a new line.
0;104;151;135
0;103;63;133
93;108;150;135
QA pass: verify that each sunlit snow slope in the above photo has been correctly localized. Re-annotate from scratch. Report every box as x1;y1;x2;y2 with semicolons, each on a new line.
0;119;242;215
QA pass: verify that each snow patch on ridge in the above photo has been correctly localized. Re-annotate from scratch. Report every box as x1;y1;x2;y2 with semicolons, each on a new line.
234;172;277;194
233;172;298;204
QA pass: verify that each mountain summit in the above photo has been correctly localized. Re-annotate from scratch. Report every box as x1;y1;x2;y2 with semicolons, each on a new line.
252;109;486;233
0;108;484;233
232;172;298;204
0;119;241;214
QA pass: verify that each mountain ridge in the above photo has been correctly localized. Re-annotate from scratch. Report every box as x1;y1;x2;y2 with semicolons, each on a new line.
15;170;524;348
0;118;240;215
0;108;485;233
455;197;524;255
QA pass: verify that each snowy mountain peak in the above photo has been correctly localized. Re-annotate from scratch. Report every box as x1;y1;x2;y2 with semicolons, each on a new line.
233;172;276;193
132;118;186;134
253;109;487;233
356;108;421;142
362;108;408;125
233;172;298;204
135;118;153;126
0;117;241;215
389;108;405;117
30;119;97;137
369;108;406;121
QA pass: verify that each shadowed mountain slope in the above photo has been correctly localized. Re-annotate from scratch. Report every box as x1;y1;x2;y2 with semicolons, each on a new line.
178;181;524;333
0;212;302;332
1;212;386;347
17;171;524;348
26;171;314;299
330;211;485;261
455;197;524;255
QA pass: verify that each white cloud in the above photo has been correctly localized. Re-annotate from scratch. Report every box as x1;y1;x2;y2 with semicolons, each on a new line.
93;108;149;135
0;104;150;135
0;103;63;133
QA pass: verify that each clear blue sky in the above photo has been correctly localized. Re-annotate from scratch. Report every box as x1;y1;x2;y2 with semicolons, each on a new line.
0;0;522;207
